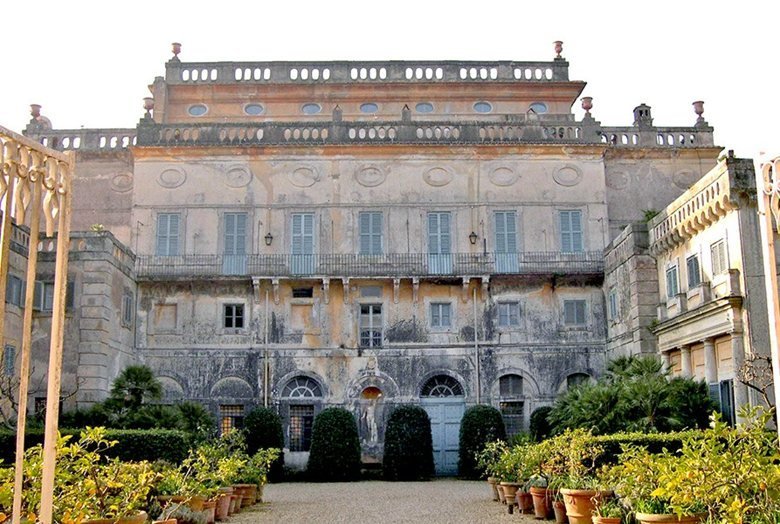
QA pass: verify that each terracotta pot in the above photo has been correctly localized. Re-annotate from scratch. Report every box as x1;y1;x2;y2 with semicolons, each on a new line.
152;520;177;524
203;500;216;524
517;490;534;514
500;482;522;514
635;513;706;524
230;493;241;514
560;489;612;524
592;518;622;524
497;483;506;504
233;483;257;507
487;477;500;501
157;495;205;512
529;486;555;519
553;500;568;524
215;489;233;521
257;483;265;503
84;511;148;524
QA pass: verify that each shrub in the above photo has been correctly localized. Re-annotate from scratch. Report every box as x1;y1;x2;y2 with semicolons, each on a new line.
175;401;216;442
0;428;190;463
243;407;285;482
382;405;434;481
457;404;506;479
529;406;553;441
306;407;361;482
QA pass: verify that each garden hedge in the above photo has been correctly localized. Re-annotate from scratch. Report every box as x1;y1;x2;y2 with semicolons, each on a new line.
243;407;285;482
382;405;434;481
0;428;190;464
306;407;361;482
592;430;691;465
458;404;506;479
529;406;553;442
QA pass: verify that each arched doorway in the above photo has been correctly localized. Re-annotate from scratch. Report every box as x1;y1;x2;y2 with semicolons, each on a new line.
420;375;465;476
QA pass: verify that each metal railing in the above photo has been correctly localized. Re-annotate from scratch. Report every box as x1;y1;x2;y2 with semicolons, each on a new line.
136;251;604;279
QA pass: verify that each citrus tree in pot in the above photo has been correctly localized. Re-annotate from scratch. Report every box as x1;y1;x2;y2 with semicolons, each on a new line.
475;440;508;502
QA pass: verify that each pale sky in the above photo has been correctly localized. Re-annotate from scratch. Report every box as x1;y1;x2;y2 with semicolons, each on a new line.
2;1;777;160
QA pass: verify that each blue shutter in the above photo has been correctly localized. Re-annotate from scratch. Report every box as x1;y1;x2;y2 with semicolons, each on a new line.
156;214;179;256
560;210;583;253
495;212;517;253
359;212;382;255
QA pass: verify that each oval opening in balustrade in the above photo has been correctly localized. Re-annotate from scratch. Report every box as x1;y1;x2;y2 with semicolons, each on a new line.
122;136;130;147
290;68;298;80
99;136;107;148
545;68;553;79
73;137;81;148
312;69;320;80
182;70;190;81
62;137;70;148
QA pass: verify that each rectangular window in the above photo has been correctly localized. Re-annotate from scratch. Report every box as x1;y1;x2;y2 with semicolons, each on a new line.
687;255;701;288
3;345;15;376
494;211;518;253
223;304;245;329
359;304;382;347
121;292;133;327
559;210;583;253
498;302;520;327
563;300;586;326
499;375;523;397
5;275;23;307
430;303;452;329
360;286;382;298
608;288;619;320
156;213;180;256
711;240;728;275
359;212;383;255
289;405;314;451
292;287;314;298
33;281;74;312
219;405;244;435
500;401;524;437
666;265;679;298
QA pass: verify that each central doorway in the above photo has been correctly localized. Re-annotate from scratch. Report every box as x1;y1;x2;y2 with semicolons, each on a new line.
420;375;465;476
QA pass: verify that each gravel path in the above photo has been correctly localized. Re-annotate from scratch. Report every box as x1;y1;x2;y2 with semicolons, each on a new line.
233;479;538;523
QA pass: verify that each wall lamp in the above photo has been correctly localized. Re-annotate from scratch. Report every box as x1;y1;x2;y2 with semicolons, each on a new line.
264;232;273;246
468;231;478;245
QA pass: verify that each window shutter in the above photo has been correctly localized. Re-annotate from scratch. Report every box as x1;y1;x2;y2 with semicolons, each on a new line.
496;212;517;253
687;256;700;288
156;214;168;255
303;214;314;253
33;281;44;311
224;214;235;255
560;211;583;252
235;213;246;255
371;213;382;254
570;211;582;251
428;214;439;254
560;211;572;253
292;214;302;254
564;301;575;324
168;214;179;255
359;213;370;254
439;213;451;254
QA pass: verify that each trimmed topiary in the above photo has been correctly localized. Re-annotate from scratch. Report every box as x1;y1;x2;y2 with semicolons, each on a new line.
382;405;434;481
458;404;507;479
306;407;361;481
529;406;553;442
243;407;285;482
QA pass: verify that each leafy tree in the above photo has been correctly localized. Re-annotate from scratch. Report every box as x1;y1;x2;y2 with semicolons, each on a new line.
106;365;163;411
529;406;553;441
458;405;506;479
383;405;434;481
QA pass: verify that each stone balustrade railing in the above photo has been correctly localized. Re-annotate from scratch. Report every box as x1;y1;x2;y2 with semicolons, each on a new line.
31;128;137;151
166;59;571;85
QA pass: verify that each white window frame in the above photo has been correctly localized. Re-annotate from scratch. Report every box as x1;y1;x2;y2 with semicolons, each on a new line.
686;254;701;289
559;209;584;253
563;299;587;326
608;288;619;321
358;211;383;255
156;212;181;256
359;303;383;348
666;264;680;298
430;302;452;330
497;301;521;328
711;240;728;276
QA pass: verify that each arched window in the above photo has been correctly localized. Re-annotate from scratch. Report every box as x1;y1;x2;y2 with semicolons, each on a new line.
421;375;464;397
498;374;524;436
499;374;523;397
567;373;591;390
282;376;322;398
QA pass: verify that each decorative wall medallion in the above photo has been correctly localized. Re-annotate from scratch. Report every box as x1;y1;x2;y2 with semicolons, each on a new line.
355;166;387;187
288;166;320;187
552;164;583;187
157;167;187;188
225;166;253;188
423;167;453;187
672;170;697;190
110;172;133;193
489;166;519;186
605;171;628;190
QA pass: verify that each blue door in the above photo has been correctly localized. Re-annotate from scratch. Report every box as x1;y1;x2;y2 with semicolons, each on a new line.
291;213;315;275
223;213;247;275
422;398;465;476
494;211;518;273
428;212;452;275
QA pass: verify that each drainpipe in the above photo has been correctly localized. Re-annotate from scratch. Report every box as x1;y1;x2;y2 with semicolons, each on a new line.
474;286;481;404
264;288;270;408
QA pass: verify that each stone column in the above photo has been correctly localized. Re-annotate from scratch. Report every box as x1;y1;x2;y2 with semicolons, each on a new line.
703;338;718;385
660;351;671;374
731;333;749;412
680;345;693;377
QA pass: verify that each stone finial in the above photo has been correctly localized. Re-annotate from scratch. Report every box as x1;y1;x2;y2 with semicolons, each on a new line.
143;97;154;118
554;41;563;59
30;104;41;118
27;104;52;131
171;42;182;57
692;100;706;126
581;96;593;115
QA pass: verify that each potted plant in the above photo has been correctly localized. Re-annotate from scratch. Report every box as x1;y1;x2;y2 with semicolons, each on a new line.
527;475;554;519
495;445;526;515
592;498;626;524
476;440;507;502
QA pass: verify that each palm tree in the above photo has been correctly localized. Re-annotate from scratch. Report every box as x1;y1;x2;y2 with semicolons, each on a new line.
108;365;163;410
